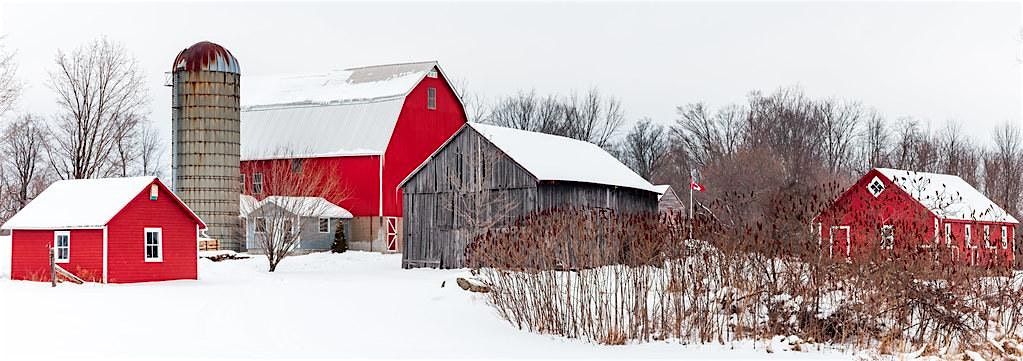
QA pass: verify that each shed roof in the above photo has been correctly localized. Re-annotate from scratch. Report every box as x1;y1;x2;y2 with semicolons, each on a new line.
240;61;442;160
653;185;672;200
2;177;205;230
876;168;1018;224
242;196;353;219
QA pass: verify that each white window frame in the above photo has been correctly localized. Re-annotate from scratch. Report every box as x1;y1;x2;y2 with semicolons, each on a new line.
427;87;437;110
144;227;163;263
965;224;974;249
427;69;438;78
54;231;70;264
1002;225;1009;249
253;173;263;194
318;217;330;233
945;223;953;246
880;224;894;250
984;225;993;249
255;217;267;234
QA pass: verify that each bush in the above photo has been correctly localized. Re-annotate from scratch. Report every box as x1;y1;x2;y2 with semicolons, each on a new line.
331;220;348;253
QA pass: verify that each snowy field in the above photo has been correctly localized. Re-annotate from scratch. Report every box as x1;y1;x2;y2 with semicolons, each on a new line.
0;238;855;360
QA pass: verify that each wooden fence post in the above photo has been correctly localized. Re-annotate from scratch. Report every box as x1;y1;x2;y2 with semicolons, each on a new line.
50;246;56;288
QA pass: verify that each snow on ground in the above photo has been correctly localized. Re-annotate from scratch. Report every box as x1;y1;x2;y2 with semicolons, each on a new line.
0;247;855;360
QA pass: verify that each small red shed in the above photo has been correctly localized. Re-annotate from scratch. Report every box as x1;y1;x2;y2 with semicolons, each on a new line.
814;168;1018;267
2;177;206;283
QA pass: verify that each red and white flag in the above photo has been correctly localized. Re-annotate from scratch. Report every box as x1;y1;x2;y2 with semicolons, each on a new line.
690;169;705;192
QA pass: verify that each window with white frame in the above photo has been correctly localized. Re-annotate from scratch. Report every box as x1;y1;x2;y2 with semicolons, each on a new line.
880;225;894;250
145;228;162;262
945;223;952;246
255;217;266;233
427;87;437;110
965;225;973;248
984;225;993;248
319;217;330;233
1002;225;1009;249
54;231;70;263
427;69;438;78
253;173;263;194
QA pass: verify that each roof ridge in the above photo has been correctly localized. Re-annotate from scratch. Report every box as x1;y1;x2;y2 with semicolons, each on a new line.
343;60;437;71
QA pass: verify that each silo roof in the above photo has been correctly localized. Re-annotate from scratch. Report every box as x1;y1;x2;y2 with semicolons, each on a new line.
173;41;240;74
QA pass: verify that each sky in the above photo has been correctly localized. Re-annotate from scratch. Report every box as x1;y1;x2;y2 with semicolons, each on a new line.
0;1;1020;147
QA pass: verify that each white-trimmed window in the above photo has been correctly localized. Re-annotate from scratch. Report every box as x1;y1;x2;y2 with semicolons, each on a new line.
1002;225;1009;249
253;173;263;194
945;223;952;246
427;87;437;110
984;225;993;249
54;231;70;263
319;217;330;233
965;225;974;248
880;225;894;250
255;217;267;233
427;69;438;78
145;228;162;262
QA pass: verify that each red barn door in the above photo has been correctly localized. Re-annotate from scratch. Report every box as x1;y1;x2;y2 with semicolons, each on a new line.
830;226;850;258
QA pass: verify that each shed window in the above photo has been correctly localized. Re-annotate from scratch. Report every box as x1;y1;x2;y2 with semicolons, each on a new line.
255;217;266;233
984;225;993;249
879;225;894;250
145;228;162;262
253;173;263;194
965;225;973;248
319;217;330;233
54;231;70;264
427;87;437;110
1002;225;1009;249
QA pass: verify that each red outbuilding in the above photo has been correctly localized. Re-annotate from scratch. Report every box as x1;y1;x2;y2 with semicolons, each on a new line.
239;61;466;252
814;168;1017;267
2;177;206;283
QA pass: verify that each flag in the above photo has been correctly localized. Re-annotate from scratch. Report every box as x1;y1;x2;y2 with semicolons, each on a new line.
690;169;705;192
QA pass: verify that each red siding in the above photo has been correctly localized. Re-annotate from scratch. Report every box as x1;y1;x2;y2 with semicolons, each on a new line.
241;155;381;216
382;71;467;216
10;229;104;282
105;182;199;283
815;168;1016;268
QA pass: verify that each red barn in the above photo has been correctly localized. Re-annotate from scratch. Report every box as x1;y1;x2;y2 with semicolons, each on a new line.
2;177;206;283
240;61;466;252
814;168;1018;267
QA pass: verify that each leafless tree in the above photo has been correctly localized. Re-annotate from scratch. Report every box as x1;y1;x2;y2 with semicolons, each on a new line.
672;103;745;168
858;112;890;171
452;78;490;123
0;36;20;117
138;122;166;178
46;37;148;180
622;118;668;181
816;99;863;175
1;114;48;212
983;123;1023;217
248;155;350;272
563;88;625;149
935;121;980;185
487;88;625;149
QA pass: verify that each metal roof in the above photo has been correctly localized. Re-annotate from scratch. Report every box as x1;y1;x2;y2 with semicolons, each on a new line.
172;41;240;74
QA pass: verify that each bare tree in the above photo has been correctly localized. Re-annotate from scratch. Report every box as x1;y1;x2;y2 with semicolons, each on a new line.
0;36;20;117
816;99;863;175
487;88;625;149
138;121;166;177
248;156;350;272
1;114;48;212
622;118;668;181
563;88;625;149
983;123;1023;217
935;121;980;185
672;103;745;168
46;37;148;180
858;111;889;171
451;78;490;123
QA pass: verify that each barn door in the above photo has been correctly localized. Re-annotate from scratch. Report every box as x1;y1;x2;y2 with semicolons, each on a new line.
830;226;850;258
385;217;399;251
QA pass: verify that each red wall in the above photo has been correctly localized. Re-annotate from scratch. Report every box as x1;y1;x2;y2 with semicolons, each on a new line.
382;70;467;216
241;155;381;216
239;68;467;218
11;229;104;282
816;168;1015;268
105;182;201;283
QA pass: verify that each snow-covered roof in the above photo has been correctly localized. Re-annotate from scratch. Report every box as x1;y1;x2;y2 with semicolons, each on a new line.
240;61;443;160
453;123;659;193
243;196;353;219
653;185;671;200
2;177;204;230
239;194;259;216
876;168;1018;224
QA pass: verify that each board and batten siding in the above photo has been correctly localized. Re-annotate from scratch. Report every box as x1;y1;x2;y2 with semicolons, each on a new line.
401;127;658;269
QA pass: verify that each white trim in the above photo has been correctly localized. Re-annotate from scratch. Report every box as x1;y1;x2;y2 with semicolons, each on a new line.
427;87;437;110
984;225;994;249
102;226;108;284
253;172;264;194
879;224;894;250
1002;225;1009;249
318;217;331;233
965;224;974;248
53;231;70;264
195;224;201;280
829;226;851;258
144;227;163;263
945;223;952;247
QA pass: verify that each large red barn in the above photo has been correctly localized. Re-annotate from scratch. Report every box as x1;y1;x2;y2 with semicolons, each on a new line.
239;61;466;252
2;177;206;283
814;168;1017;268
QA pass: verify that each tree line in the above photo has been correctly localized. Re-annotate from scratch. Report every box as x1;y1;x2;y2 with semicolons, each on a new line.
0;37;164;222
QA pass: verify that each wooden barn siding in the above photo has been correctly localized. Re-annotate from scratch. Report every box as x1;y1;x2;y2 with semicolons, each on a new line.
402;128;537;268
402;127;659;269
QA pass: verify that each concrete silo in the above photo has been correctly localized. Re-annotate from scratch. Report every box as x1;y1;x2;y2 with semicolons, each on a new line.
171;41;241;251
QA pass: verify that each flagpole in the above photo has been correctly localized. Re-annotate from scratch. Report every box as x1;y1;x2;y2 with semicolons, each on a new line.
689;175;694;241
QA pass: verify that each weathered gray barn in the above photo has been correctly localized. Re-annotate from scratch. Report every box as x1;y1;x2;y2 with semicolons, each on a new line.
653;184;685;213
399;123;660;269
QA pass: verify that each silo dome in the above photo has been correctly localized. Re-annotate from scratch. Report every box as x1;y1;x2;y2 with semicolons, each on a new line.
172;41;240;74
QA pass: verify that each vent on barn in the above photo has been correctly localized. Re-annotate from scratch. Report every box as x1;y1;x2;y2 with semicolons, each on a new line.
170;41;241;251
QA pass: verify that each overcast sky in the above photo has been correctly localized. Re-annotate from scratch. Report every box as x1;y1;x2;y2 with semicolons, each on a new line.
1;1;1020;144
